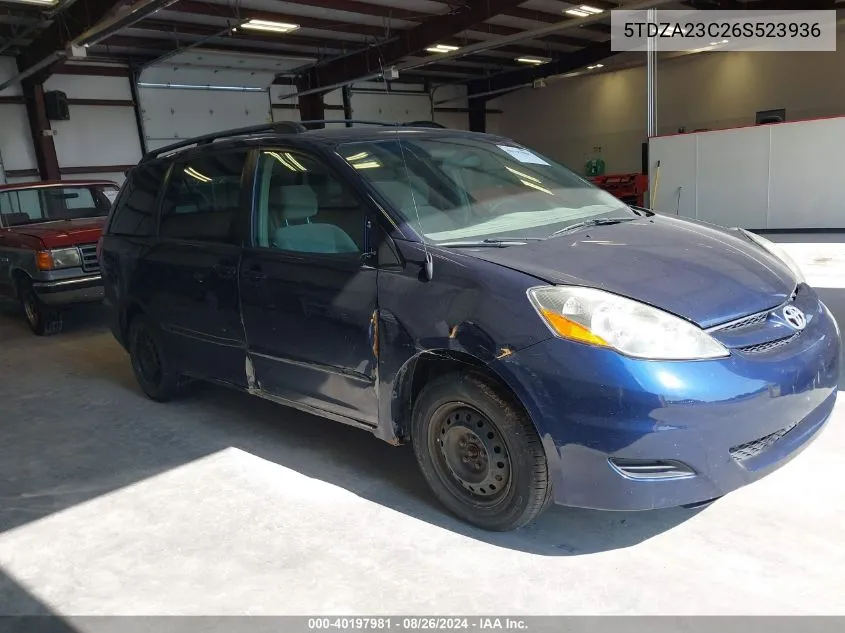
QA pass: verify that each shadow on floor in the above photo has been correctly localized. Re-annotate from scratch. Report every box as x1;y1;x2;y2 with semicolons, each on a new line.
0;303;702;561
0;569;77;629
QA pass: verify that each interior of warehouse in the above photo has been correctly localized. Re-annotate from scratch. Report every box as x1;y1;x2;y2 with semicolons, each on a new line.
1;0;844;624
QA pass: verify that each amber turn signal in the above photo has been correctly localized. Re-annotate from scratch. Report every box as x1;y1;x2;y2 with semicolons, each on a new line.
35;250;54;271
539;308;609;347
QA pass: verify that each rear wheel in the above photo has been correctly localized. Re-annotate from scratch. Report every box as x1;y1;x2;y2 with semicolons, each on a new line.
411;372;552;531
128;314;183;402
19;280;62;336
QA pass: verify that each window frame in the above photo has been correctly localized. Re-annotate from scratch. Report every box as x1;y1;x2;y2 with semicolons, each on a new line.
247;145;380;266
155;149;254;247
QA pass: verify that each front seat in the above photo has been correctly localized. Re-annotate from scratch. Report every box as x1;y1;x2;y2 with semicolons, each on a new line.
273;185;359;254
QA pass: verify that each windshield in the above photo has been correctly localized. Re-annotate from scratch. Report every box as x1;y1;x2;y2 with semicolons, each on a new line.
0;184;118;228
338;136;634;244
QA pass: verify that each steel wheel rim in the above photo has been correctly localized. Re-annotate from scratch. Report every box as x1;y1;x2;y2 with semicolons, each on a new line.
429;404;512;505
135;327;163;386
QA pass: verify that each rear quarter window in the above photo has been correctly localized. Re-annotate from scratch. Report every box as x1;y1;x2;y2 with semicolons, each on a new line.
107;163;169;237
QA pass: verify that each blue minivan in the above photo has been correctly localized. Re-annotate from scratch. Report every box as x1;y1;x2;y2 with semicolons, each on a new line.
100;122;840;531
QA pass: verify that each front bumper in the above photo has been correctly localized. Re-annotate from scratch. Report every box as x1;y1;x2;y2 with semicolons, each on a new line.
33;275;104;307
491;295;840;511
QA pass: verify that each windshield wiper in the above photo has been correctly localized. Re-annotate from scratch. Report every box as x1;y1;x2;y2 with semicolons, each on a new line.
439;238;540;248
548;217;636;238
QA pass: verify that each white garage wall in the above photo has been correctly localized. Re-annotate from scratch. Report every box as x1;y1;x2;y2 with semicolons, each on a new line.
650;116;845;230
139;86;271;151
271;82;482;130
497;30;845;175
0;57;37;184
1;63;142;185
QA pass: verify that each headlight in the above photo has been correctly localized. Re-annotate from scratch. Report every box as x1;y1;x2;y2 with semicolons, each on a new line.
35;247;82;271
739;229;805;284
527;286;730;360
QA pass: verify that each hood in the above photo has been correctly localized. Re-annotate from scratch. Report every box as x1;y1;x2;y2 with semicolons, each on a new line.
10;217;106;248
456;214;796;329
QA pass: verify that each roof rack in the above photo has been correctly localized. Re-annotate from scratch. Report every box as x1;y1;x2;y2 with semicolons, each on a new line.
140;119;442;163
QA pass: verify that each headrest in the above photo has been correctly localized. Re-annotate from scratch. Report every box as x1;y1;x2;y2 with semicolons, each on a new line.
280;185;317;222
0;213;30;226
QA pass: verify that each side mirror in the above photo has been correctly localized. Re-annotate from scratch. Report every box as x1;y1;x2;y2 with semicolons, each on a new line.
376;233;402;269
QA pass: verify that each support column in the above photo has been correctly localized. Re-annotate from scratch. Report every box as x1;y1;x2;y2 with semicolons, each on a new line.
342;86;353;127
22;79;60;181
646;7;657;138
298;91;325;129
129;68;148;156
468;97;486;133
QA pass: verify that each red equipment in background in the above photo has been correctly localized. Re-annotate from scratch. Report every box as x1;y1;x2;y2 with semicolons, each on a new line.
589;173;649;207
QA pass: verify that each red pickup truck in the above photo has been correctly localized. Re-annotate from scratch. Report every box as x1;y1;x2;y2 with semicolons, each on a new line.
0;180;120;335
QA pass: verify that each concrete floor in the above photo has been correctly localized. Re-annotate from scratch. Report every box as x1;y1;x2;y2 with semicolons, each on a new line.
0;235;844;617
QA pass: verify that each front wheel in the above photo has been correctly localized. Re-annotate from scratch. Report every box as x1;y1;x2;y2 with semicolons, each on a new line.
19;280;62;336
411;373;552;531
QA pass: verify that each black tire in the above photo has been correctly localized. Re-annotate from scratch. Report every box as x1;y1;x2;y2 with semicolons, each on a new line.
19;279;63;336
127;314;183;402
411;372;552;531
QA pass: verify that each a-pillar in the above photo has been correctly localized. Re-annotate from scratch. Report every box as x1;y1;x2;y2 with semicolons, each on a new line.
22;79;60;181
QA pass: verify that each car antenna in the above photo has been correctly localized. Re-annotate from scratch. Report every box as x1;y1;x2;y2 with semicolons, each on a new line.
381;61;433;281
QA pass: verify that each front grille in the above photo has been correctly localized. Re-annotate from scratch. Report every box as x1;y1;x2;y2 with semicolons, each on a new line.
730;420;799;462
736;333;799;354
78;243;99;272
718;312;769;332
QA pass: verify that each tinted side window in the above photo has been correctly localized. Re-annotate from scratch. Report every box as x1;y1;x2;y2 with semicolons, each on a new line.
159;152;248;244
254;149;364;256
109;164;168;237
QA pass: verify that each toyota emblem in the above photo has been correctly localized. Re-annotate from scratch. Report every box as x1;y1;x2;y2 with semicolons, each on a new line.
782;305;807;331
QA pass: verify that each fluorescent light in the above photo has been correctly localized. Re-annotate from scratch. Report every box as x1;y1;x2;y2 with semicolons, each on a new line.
184;167;211;183
506;165;540;182
578;5;603;14
345;152;369;161
709;39;729;46
4;0;58;4
516;57;550;65
241;19;299;33
138;82;266;92
266;151;306;172
284;153;307;171
425;44;459;53
520;179;553;195
353;161;382;170
565;9;589;17
586;63;604;69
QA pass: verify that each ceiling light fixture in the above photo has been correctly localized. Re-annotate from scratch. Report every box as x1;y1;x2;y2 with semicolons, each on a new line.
516;56;551;65
240;19;300;34
4;0;58;5
425;44;459;53
578;5;604;14
586;63;604;69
